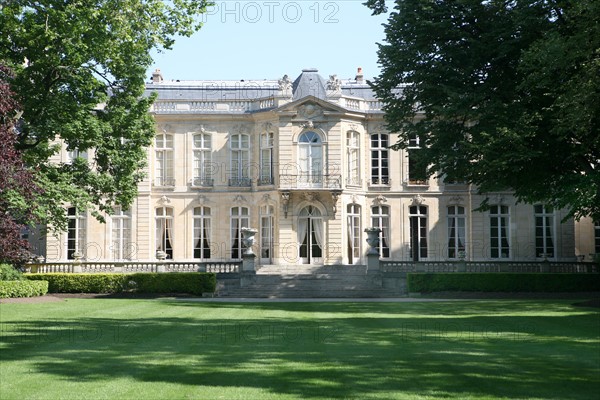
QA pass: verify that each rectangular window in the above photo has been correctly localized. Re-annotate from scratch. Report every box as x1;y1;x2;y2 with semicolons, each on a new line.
66;207;86;260
231;207;249;259
595;222;600;254
230;134;251;186
490;205;510;258
156;207;174;259
347;131;360;186
347;204;361;264
534;205;554;258
193;133;213;187
193;207;211;259
260;133;274;185
260;205;274;261
370;133;389;185
371;206;390;258
447;206;466;259
409;206;428;261
155;133;174;186
407;134;427;185
111;207;132;260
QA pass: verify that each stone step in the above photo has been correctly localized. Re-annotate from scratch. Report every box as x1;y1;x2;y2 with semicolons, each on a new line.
220;289;403;298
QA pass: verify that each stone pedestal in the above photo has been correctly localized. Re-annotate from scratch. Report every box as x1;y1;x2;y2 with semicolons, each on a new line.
72;251;83;273
364;227;381;273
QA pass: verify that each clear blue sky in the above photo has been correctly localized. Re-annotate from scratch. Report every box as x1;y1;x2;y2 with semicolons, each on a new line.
149;1;391;81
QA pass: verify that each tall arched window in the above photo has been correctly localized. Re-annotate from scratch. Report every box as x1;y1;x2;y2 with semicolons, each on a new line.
155;133;174;186
409;205;428;261
156;207;174;259
298;131;323;187
193;133;212;187
231;206;249;259
371;205;390;258
193;207;211;259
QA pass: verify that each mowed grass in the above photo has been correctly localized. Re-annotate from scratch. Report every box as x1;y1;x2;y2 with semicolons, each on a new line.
0;299;598;400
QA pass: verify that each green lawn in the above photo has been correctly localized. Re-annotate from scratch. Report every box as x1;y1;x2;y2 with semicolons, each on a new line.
0;299;598;400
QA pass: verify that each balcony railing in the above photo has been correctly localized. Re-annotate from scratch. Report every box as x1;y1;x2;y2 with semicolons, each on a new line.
346;177;362;187
228;177;252;187
369;177;391;186
279;174;342;189
154;177;176;187
258;176;274;185
192;177;214;187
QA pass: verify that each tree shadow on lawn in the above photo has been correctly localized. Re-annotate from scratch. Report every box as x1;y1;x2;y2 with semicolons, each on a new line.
1;308;599;399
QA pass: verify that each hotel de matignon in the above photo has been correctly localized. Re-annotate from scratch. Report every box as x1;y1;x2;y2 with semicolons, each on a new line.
39;68;599;266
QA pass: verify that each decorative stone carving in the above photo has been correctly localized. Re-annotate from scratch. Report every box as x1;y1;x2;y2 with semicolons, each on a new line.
280;191;291;218
365;228;382;256
331;190;342;214
373;195;387;206
241;228;258;256
158;195;171;204
197;194;209;205
263;122;274;132
448;195;464;205
298;103;323;119
301;120;315;129
303;192;318;202
327;74;342;91
278;74;292;92
232;195;247;204
411;194;425;206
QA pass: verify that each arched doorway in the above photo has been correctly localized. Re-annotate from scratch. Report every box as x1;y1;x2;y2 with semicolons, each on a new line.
298;205;323;264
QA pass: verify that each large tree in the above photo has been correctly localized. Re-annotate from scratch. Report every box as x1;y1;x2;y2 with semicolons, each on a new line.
0;65;42;264
366;0;600;220
0;0;210;231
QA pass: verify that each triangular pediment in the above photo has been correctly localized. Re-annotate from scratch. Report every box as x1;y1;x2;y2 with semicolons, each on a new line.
274;96;348;117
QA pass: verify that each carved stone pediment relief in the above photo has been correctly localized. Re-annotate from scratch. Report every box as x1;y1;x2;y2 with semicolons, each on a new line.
298;103;323;120
233;195;247;204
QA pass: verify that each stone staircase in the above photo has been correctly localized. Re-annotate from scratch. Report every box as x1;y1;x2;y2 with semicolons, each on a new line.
217;265;405;298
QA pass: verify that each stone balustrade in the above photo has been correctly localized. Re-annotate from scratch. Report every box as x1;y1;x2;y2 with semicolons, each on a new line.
381;261;597;274
27;261;241;274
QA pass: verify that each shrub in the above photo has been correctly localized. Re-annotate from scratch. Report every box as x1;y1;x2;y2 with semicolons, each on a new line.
25;273;216;295
0;263;24;281
0;280;48;298
408;273;600;293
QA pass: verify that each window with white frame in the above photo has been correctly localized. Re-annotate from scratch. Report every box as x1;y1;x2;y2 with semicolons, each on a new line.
490;205;510;258
534;205;555;258
447;206;466;259
260;205;274;261
407;134;427;185
347;204;361;264
155;133;174;186
347;131;360;186
192;133;212;187
231;206;249;259
193;206;211;259
230;133;250;186
67;148;88;163
260;132;274;185
409;205;428;261
371;205;390;258
298;131;323;187
155;207;174;259
111;207;132;260
370;133;389;185
66;207;86;260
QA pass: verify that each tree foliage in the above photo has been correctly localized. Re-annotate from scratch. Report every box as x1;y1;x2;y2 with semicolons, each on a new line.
367;0;600;220
0;65;42;264
0;0;210;231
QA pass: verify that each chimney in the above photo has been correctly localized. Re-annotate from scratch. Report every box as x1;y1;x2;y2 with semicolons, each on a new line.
151;68;164;84
355;67;364;83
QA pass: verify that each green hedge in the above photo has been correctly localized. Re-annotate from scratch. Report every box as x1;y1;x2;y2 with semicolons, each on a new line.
407;273;600;293
0;280;48;298
0;263;24;281
25;273;216;295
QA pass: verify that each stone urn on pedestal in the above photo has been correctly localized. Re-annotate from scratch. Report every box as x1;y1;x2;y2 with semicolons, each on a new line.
364;227;382;273
240;228;258;274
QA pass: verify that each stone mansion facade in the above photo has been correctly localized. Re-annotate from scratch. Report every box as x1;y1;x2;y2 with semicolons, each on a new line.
42;68;599;265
